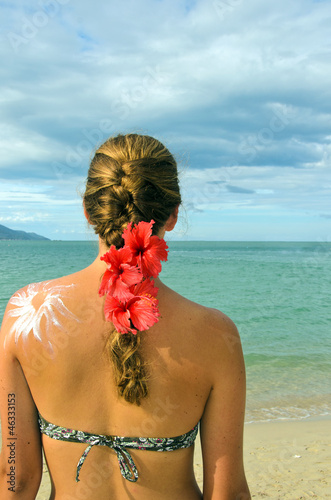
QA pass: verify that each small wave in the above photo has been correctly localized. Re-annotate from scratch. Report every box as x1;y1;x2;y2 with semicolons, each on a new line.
245;403;331;424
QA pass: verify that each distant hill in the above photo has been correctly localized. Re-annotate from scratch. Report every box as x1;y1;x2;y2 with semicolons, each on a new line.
0;224;50;241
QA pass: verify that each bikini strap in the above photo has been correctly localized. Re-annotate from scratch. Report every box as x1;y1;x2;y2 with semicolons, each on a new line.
38;414;139;482
75;439;138;482
38;413;198;483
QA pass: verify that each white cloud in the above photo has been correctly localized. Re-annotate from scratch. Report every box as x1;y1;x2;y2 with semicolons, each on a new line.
1;0;331;240
0;189;79;205
0;212;50;223
182;163;331;215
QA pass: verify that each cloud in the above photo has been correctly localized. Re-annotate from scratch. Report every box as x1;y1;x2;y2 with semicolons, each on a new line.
185;202;204;213
226;185;255;195
1;0;331;239
0;212;51;223
181;163;331;216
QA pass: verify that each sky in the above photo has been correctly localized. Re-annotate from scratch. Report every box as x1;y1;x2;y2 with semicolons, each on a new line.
1;0;331;241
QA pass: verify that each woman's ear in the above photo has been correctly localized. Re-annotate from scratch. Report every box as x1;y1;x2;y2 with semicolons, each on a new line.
165;205;179;232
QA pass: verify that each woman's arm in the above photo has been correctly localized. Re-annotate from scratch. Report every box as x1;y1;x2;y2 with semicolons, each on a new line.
200;311;251;500
0;303;43;499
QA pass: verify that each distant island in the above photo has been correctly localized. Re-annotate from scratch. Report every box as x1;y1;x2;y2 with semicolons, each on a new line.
0;224;50;241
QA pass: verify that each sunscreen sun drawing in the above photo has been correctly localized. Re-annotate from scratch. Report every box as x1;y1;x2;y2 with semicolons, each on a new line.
7;281;79;350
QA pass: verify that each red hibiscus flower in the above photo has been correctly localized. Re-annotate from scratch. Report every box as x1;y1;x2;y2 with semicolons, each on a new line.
123;220;168;278
131;278;159;299
99;245;142;301
104;282;160;334
104;295;133;333
128;294;160;332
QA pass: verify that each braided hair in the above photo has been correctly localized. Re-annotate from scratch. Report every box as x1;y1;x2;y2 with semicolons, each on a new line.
83;134;181;405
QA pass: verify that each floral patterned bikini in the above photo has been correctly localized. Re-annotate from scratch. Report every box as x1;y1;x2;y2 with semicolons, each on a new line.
38;413;199;483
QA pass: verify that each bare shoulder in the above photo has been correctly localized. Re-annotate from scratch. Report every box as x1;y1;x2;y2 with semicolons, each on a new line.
0;283;35;344
196;306;243;376
6;277;75;302
0;277;80;351
202;306;241;353
3;278;76;317
160;283;242;360
201;305;238;335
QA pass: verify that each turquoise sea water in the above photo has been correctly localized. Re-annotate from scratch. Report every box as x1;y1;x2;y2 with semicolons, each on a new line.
0;240;330;423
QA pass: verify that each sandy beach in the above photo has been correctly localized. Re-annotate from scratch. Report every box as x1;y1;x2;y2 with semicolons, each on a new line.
195;418;331;499
1;418;330;499
244;419;331;499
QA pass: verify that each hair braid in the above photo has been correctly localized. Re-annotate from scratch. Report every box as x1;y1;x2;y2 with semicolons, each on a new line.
83;134;181;405
110;332;148;404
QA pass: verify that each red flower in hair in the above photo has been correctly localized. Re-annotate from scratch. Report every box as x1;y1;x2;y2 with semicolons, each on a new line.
104;295;132;333
100;219;168;335
104;285;160;334
131;278;159;299
123;220;168;278
99;245;142;301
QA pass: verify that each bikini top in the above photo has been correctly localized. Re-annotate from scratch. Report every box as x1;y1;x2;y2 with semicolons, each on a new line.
38;413;199;483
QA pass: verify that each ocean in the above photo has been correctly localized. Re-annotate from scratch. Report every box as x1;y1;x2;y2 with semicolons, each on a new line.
0;240;330;424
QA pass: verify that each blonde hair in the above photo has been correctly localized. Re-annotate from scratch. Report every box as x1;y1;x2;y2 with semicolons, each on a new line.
83;133;181;405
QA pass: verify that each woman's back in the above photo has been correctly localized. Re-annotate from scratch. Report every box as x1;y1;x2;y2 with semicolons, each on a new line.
7;262;232;499
0;133;250;499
